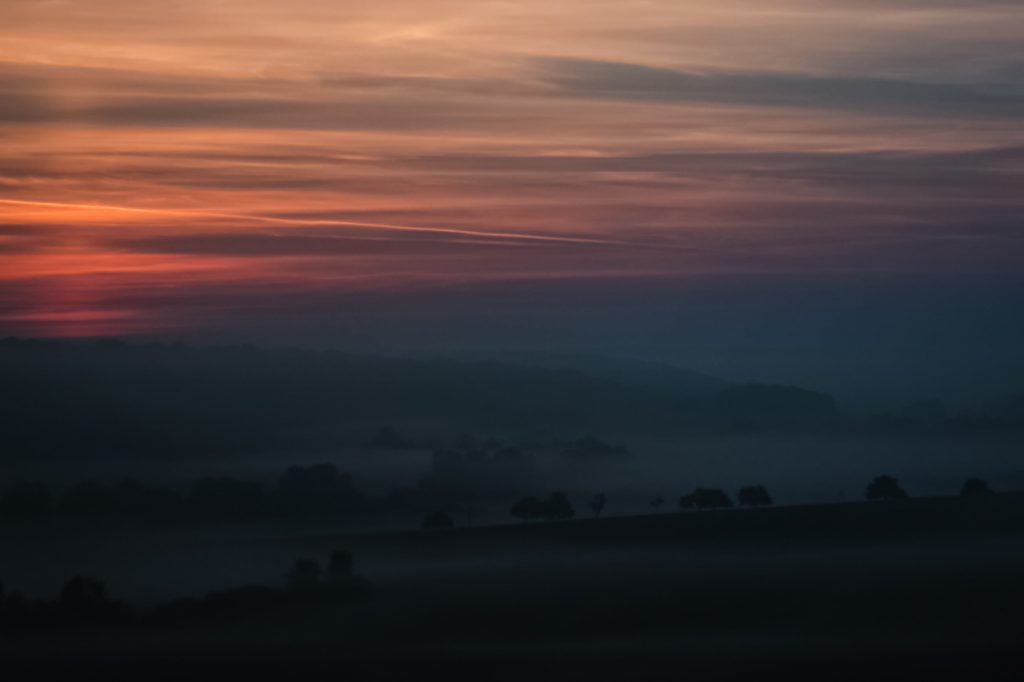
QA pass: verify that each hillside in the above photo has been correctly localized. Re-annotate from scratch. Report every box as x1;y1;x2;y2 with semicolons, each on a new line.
0;338;839;460
444;350;731;395
318;491;1024;552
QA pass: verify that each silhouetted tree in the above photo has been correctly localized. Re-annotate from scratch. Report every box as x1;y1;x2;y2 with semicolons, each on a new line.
59;576;107;611
275;463;364;518
286;559;321;590
0;482;52;517
510;496;541;522
56;575;130;625
421;511;455;530
651;496;664;513
961;478;992;498
540;492;575;521
737;485;773;507
588;492;607;518
368;426;413;449
680;488;732;510
865;475;908;501
701;488;732;509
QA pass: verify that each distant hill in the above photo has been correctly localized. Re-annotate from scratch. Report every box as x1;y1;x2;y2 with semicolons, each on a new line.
443;350;731;396
0;338;839;461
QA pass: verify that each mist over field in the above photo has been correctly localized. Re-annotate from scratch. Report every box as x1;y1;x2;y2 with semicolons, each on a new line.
2;340;1024;608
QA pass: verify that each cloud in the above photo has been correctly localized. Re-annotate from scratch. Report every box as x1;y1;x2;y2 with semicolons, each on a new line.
3;93;513;131
2;0;1024;341
102;230;572;257
538;57;1024;118
0;61;522;131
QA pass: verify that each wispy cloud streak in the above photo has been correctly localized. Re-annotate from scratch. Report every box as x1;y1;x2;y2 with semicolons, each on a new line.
1;0;1022;336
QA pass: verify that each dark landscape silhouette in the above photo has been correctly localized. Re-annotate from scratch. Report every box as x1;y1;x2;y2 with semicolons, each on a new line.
2;340;1024;681
4;339;1023;469
4;480;1024;680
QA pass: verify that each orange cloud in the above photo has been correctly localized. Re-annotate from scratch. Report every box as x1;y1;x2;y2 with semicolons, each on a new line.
2;0;1022;336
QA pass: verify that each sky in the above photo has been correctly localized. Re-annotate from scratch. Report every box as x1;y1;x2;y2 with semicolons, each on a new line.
1;0;1023;400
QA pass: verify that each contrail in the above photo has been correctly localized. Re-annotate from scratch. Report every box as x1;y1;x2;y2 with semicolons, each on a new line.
0;198;636;248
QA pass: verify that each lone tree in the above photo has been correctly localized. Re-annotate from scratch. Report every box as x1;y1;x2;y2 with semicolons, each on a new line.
737;485;773;507
510;496;541;522
368;426;407;449
57;576;127;625
421;511;455;530
650;496;664;513
286;559;321;590
680;488;733;510
961;478;992;498
865;475;908;501
588;493;607;518
540;492;575;521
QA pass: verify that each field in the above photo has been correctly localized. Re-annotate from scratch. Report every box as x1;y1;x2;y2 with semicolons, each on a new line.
4;494;1024;680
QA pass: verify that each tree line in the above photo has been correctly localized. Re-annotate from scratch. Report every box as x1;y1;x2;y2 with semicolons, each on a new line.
0;463;367;523
2;468;996;530
0;549;367;633
490;476;994;526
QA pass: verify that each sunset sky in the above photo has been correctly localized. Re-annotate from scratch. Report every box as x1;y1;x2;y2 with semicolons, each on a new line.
1;0;1023;397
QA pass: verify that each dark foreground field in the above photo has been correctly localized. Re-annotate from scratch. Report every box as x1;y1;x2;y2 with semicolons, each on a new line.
5;495;1024;681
